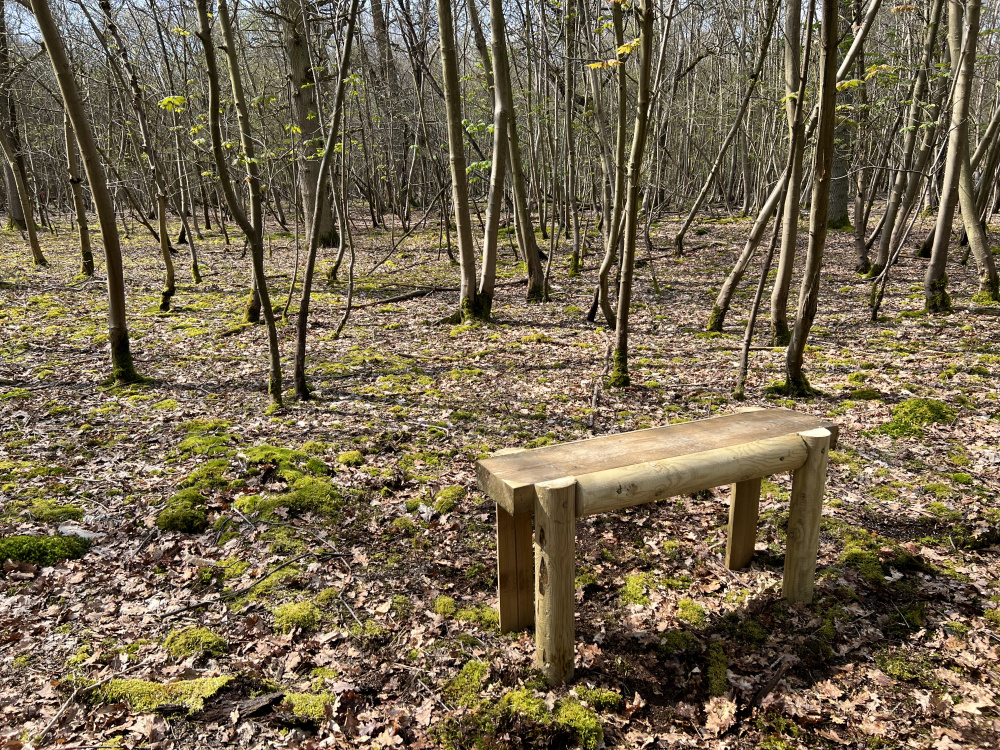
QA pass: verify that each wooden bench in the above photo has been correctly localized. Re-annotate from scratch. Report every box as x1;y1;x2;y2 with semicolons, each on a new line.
476;407;838;684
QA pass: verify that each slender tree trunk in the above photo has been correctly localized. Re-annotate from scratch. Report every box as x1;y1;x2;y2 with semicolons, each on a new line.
293;0;360;400
0;2;27;234
769;0;807;346
784;0;839;394
672;0;778;253
282;0;336;248
875;0;944;274
64;114;93;276
195;0;282;404
436;0;481;320
492;0;545;302
30;0;140;382
98;0;176;311
589;1;628;327
0;124;44;266
607;0;654;388
953;0;997;301
564;0;581;276
925;0;972;313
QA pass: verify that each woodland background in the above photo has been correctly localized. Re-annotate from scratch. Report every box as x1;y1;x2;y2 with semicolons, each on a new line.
0;0;999;747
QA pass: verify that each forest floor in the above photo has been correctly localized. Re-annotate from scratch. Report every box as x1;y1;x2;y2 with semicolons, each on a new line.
0;208;998;750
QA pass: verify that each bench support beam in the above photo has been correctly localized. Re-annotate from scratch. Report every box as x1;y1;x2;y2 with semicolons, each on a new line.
534;478;576;685
783;428;831;602
725;477;762;570
496;504;534;632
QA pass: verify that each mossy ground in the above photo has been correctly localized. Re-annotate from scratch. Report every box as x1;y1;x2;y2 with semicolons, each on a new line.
0;534;90;567
2;212;997;746
164;627;227;658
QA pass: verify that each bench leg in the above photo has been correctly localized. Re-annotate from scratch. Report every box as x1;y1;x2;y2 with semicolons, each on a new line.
725;477;762;570
783;428;831;603
496;504;534;632
534;478;576;685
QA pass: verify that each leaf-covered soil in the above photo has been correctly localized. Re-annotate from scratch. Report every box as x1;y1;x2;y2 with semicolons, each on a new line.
1;212;998;749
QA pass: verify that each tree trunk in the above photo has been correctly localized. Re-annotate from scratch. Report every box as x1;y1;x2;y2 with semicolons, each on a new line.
492;0;545;302
672;0;779;253
435;0;481;320
282;0;336;248
30;0;139;382
63;113;93;277
925;0;972;313
874;0;944;274
953;0;997;302
293;0;361;400
607;0;654;388
784;0;839;395
0;124;44;266
98;0;176;311
195;0;283;404
769;0;807;346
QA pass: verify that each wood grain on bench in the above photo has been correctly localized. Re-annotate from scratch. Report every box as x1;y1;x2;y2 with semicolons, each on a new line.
478;408;838;515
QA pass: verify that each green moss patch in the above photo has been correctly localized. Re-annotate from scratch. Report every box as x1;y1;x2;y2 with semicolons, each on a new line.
621;573;651;606
244;444;327;480
705;642;728;696
180;459;231;490
577;686;623;711
879;398;955;438
272;601;321;633
502;690;604;749
337;450;364;467
285;692;334;720
156;488;208;533
235;476;341;519
178;419;235;456
444;660;489;708
677;598;708;627
433;595;457;617
434;484;466;514
0;534;90;568
24;499;83;524
164;627;227;658
95;676;232;713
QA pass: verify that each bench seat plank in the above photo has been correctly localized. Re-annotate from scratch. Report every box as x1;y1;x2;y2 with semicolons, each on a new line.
478;408;837;514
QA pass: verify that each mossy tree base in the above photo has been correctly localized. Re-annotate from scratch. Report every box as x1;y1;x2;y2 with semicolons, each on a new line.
861;261;885;278
971;283;1000;305
244;291;262;324
770;321;791;347
706;303;726;333
606;348;630;389
461;295;490;324
925;273;952;313
766;373;813;398
159;286;175;312
111;335;145;385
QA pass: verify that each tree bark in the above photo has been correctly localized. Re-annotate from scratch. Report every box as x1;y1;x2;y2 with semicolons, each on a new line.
769;0;807;346
435;0;481;320
925;0;972;313
63;113;93;277
195;0;283;404
293;0;361;400
874;0;944;274
953;0;997;302
282;0;336;248
784;0;839;394
29;0;139;382
607;0;654;388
